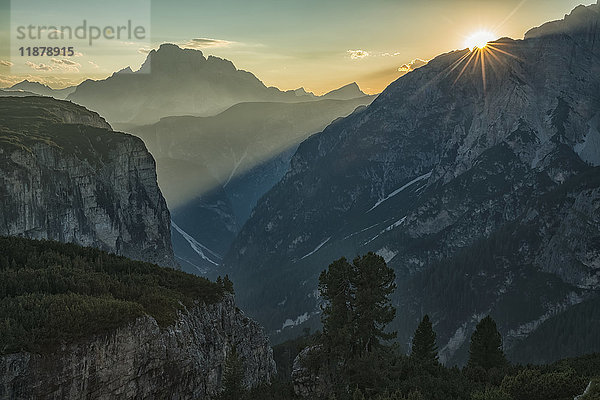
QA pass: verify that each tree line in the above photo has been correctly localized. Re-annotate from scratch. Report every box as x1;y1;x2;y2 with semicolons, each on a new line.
221;252;599;400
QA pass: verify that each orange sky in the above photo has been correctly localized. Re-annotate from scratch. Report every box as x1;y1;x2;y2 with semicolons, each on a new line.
0;0;596;94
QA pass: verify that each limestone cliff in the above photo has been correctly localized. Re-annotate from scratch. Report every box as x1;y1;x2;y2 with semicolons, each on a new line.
223;1;600;361
0;294;276;399
0;97;175;266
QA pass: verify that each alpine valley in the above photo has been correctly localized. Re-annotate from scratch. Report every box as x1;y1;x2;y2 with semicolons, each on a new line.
1;1;600;399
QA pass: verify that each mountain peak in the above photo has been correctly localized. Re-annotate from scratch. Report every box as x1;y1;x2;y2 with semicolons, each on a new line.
138;43;207;73
525;1;600;40
322;82;367;100
294;87;316;98
11;80;50;90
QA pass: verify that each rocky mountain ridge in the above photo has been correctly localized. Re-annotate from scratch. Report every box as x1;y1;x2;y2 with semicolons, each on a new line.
68;44;370;125
222;2;600;364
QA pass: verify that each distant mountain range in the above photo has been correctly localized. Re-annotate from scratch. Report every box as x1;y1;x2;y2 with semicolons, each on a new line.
223;2;600;365
4;80;76;99
66;44;369;125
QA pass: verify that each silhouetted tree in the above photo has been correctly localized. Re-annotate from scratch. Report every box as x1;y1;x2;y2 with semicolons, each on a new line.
468;316;507;370
317;253;397;397
318;257;355;388
351;252;397;356
223;275;234;294
410;315;439;365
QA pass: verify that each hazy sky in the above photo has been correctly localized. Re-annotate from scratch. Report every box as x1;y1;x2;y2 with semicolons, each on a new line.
0;0;596;94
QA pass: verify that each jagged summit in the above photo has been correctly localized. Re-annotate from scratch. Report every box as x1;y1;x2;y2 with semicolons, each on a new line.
7;80;75;99
525;1;599;39
68;44;280;124
322;82;367;100
68;44;372;124
294;87;317;98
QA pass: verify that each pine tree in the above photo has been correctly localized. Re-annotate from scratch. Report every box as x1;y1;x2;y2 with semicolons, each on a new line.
351;252;397;355
410;315;439;364
220;345;246;400
468;316;507;370
223;275;234;294
319;257;355;378
317;253;397;397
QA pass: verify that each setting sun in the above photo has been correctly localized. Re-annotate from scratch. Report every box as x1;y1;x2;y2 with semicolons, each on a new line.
465;31;496;50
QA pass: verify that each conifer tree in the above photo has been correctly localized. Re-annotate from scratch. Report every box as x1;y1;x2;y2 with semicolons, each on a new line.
223;275;234;294
318;253;397;397
468;316;507;370
220;345;246;400
410;315;439;364
351;252;397;355
319;257;355;368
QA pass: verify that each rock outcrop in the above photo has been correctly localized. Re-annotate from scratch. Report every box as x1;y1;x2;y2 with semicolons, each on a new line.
0;294;276;399
0;97;175;266
291;346;328;399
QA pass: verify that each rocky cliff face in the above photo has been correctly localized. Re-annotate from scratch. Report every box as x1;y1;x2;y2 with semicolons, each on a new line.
0;97;175;266
223;2;600;361
0;294;276;400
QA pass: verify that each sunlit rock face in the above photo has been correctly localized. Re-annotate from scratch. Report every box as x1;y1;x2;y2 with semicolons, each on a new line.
224;3;600;364
0;294;277;400
0;97;175;266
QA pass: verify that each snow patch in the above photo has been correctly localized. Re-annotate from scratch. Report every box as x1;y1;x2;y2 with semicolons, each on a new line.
301;237;331;260
281;313;310;330
172;221;221;266
364;217;407;245
439;324;467;364
342;223;380;240
575;114;600;166
439;312;489;363
505;291;585;347
175;255;208;275
368;171;432;212
376;247;398;263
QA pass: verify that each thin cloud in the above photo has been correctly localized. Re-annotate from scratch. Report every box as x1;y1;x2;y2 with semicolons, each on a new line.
25;59;81;72
0;60;13;67
51;58;80;66
348;49;370;60
88;61;99;68
398;58;428;72
181;38;236;49
26;61;53;71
